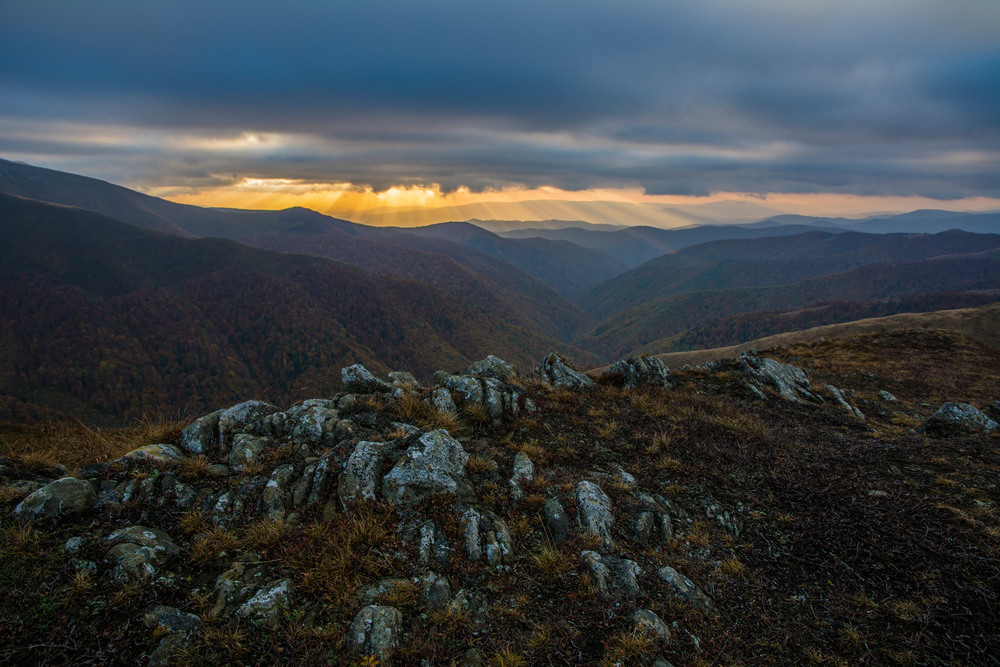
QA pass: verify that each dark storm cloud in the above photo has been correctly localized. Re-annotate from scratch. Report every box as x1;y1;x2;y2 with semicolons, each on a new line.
1;0;998;197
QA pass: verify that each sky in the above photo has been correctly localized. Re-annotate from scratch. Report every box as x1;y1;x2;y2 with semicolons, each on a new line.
1;0;999;226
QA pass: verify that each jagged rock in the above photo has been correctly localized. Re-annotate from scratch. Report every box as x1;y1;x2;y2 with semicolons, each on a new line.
418;571;452;610
389;371;421;390
178;410;221;457
342;364;392;394
440;372;536;422
459;508;514;568
382;429;473;504
348;605;402;666
397;519;451;567
534;353;594;390
228;434;270;471
576;480;616;552
431;388;458;417
144;605;201;667
657;566;714;614
925;402;999;434
118;444;185;463
543;497;570;545
826;385;865;420
144;604;201;634
465;355;517;380
878;390;899;403
12;477;96;523
339;441;391;506
441;375;484;405
287;403;340;446
508;451;535;502
261;464;296;520
738;354;820;403
632;609;671;644
601;357;671;388
236;579;292;627
107;526;179;584
580;551;643;599
218;400;281;450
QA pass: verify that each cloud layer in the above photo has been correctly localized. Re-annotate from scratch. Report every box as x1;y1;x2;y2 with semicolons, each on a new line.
1;0;998;201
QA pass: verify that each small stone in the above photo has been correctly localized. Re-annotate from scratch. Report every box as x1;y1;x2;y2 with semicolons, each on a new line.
657;566;714;614
878;390;898;403
632;609;671;644
543;497;570;545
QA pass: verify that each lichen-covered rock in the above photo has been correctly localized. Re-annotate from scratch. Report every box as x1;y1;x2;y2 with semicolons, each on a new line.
178;410;221;456
738;354;820;403
631;609;671;644
535;353;594;390
339;441;391;506
925;402;999;435
287;403;340;446
118;443;185;464
144;605;202;667
508;451;535;502
236;579;293;627
261;464;296;520
418;571;452;610
657;565;714;614
342;364;391;394
218;400;280;451
431;387;458;417
576;480;616;551
440;373;535;422
382;429;473;504
12;477;96;523
465;355;517;380
580;551;643;599
348;605;402;666
107;526;179;584
460;508;514;568
228;433;270;471
601;356;671;388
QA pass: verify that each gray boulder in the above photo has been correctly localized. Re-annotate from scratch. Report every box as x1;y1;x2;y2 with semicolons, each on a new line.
431;388;458;416
339;441;391;507
576;480;616;552
508;451;535;502
342;363;391;393
925;402;999;434
543;497;571;544
107;526;179;584
228;434;270;471
218;401;281;450
459;508;514;568
12;477;96;523
535;353;594;390
581;550;643;599
118;444;185;464
348;605;402;666
178;410;221;456
382;429;473;504
738;354;820;403
236;578;293;627
657;565;714;614
465;355;517;380
631;609;671;644
601;357;671;388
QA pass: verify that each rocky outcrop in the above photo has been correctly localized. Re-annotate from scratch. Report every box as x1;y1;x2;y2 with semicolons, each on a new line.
342;363;392;393
658;565;714;614
436;357;536;422
601;357;671;388
737;353;821;403
925;402;999;435
534;353;594;390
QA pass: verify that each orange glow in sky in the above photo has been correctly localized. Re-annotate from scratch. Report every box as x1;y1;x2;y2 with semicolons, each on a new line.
148;179;1000;228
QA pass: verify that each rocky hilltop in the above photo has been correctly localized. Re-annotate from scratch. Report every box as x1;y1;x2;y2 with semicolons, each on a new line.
2;332;1000;665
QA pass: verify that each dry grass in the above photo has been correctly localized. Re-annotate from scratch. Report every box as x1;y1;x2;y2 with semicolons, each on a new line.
0;416;187;472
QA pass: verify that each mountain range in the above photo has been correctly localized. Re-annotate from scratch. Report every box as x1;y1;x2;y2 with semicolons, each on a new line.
1;157;998;424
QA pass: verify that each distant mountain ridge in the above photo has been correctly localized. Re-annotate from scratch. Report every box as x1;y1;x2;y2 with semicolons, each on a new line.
0;193;594;424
